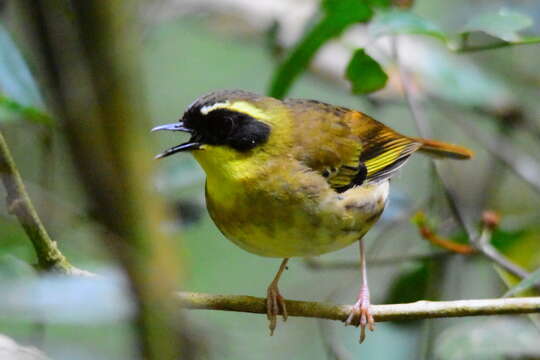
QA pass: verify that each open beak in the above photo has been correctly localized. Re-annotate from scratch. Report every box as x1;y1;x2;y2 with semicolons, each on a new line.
152;122;201;159
151;122;192;133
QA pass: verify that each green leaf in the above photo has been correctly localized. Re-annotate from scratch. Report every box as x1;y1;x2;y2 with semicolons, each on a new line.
452;228;528;257
0;24;53;125
367;0;391;8
503;267;540;297
370;10;446;41
321;0;373;21
407;44;513;107
345;49;388;94
0;24;44;109
268;0;373;98
490;229;527;252
0;95;54;126
463;9;533;42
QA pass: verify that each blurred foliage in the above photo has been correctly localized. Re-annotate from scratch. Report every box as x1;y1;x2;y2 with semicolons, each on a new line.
495;228;540;298
268;0;373;98
346;49;388;94
463;8;533;42
0;22;44;115
385;260;430;304
0;219;36;265
452;227;540;270
0;334;51;360
504;267;540;297
0;95;53;126
0;23;50;125
0;0;540;359
369;9;445;40
435;317;540;360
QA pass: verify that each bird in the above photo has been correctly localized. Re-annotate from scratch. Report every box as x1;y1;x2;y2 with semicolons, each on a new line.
152;89;472;342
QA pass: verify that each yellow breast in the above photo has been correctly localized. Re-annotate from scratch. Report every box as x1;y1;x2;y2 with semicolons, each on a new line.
203;158;389;258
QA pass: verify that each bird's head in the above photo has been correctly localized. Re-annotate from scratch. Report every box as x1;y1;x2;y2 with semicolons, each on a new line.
153;90;291;178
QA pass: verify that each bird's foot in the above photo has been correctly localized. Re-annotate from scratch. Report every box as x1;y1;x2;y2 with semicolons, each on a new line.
345;284;375;343
266;281;288;336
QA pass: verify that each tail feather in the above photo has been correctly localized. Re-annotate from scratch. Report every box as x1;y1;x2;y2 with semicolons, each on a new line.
413;138;473;160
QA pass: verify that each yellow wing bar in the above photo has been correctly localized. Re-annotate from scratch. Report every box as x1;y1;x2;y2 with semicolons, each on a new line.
360;129;421;183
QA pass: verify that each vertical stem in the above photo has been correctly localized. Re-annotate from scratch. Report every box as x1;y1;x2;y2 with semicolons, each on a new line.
0;130;75;273
16;1;186;358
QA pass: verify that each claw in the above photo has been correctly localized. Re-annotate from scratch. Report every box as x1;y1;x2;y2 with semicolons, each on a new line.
345;285;375;343
266;283;287;335
265;259;289;335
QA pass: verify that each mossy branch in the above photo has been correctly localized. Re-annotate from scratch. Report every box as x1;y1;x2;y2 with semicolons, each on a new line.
176;291;540;323
0;130;91;275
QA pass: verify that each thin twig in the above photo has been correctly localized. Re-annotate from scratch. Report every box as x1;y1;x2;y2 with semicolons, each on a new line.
447;110;540;195
0;131;91;276
393;36;533;284
440;185;534;283
176;291;540;322
391;37;432;137
412;212;476;255
475;225;531;279
477;121;514;210
19;1;186;358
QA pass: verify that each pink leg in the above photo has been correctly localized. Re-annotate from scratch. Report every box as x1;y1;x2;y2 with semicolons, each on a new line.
345;239;375;343
266;258;289;335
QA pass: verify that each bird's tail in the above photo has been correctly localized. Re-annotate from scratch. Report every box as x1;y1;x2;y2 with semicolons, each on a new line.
412;138;473;160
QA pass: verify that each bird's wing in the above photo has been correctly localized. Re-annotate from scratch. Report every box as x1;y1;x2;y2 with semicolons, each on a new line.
326;111;422;192
286;100;421;192
358;123;421;184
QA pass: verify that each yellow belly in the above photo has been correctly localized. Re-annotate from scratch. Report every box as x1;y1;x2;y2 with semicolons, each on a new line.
205;180;389;258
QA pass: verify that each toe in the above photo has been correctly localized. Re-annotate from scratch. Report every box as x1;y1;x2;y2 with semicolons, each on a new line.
359;325;367;343
269;318;277;336
266;286;287;335
277;294;288;321
346;300;376;343
367;313;375;332
345;303;359;326
359;306;375;343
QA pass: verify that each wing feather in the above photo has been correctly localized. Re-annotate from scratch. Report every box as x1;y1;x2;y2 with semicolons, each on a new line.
326;112;421;191
286;100;421;192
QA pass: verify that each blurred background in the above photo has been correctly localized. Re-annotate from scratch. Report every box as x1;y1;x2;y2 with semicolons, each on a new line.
1;0;540;359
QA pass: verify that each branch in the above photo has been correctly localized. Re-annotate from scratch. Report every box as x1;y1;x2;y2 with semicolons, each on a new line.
412;211;476;255
392;36;534;285
0;131;91;276
176;292;540;322
448;108;540;195
474;222;533;281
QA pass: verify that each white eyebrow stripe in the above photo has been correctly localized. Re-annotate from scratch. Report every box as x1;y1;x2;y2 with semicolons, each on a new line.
200;101;230;115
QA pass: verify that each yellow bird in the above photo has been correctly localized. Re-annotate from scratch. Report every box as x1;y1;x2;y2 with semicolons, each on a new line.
153;90;472;342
